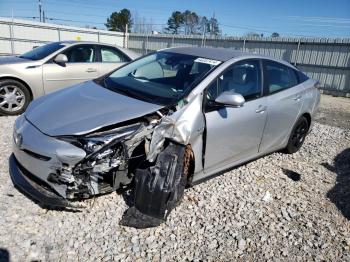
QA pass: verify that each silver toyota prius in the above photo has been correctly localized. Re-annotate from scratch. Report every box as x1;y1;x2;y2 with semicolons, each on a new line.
9;47;320;228
0;41;139;115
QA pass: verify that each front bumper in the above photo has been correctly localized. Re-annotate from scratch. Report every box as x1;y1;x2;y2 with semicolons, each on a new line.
12;115;86;198
9;154;73;208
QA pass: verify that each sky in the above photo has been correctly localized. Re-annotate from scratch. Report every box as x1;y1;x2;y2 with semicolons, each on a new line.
0;0;350;38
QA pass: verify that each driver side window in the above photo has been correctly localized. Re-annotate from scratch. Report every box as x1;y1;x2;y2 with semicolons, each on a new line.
207;60;262;101
62;45;95;63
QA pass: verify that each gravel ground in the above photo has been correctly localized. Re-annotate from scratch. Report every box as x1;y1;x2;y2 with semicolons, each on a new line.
315;94;350;130
0;98;350;261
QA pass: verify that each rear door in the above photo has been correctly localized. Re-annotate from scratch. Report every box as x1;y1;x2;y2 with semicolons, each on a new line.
259;60;304;153
42;44;98;93
96;45;131;76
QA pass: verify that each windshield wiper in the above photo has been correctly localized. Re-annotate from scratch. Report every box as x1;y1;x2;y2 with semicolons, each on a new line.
107;83;145;101
128;72;149;82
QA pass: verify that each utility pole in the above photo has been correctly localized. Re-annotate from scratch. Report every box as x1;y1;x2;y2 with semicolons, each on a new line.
124;23;128;48
43;10;45;23
38;0;42;22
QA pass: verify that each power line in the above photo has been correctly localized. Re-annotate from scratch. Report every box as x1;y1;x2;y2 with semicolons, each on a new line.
19;16;107;25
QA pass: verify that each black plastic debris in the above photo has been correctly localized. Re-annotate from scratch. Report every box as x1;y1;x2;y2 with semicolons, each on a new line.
120;142;187;228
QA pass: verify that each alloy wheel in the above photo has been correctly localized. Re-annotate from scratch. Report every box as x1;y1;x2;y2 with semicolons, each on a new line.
0;85;26;113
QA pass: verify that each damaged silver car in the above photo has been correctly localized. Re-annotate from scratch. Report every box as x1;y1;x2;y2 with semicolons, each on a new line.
9;47;320;228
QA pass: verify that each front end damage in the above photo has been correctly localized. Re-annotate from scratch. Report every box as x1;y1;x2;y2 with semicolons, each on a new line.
10;94;203;227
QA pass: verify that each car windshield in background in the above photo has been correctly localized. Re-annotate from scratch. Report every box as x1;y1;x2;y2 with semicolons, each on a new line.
19;42;65;60
102;51;221;105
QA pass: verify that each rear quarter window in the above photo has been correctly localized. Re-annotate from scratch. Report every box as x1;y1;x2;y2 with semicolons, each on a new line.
295;70;309;83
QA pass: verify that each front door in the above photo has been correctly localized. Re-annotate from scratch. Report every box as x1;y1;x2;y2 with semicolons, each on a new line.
42;44;98;94
204;59;267;172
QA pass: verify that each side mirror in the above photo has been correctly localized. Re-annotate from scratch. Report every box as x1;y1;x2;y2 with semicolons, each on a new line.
54;54;68;65
215;91;245;107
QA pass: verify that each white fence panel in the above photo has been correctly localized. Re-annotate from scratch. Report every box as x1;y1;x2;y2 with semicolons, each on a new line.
0;17;125;54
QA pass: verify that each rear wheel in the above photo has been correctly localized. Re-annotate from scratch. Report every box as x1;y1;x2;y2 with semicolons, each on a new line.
0;79;31;115
285;116;309;154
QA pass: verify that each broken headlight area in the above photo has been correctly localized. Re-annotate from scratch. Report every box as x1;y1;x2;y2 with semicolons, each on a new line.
55;122;154;199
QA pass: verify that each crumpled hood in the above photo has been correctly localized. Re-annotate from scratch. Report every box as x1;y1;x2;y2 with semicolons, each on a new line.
25;81;163;136
0;55;32;65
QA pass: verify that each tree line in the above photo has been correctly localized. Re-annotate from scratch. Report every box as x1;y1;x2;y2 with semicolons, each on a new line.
105;8;279;37
165;10;220;36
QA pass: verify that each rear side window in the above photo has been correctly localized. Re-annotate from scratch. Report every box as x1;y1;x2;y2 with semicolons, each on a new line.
263;60;298;94
100;46;129;62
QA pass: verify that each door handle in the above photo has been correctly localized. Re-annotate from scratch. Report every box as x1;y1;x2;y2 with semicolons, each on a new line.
293;94;302;101
86;68;97;73
255;105;267;113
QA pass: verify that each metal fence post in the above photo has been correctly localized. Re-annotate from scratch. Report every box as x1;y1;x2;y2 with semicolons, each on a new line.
97;31;100;43
57;27;61;41
243;38;246;51
172;35;175;47
123;24;128;48
146;35;149;54
295;39;301;66
9;24;14;54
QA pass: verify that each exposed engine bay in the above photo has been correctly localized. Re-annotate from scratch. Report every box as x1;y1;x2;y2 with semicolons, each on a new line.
54;108;172;200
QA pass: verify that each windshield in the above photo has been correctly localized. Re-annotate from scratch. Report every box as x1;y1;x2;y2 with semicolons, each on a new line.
102;51;221;105
19;42;65;60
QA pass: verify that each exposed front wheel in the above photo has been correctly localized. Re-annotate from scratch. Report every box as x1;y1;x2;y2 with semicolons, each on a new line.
285;116;309;154
0;79;31;115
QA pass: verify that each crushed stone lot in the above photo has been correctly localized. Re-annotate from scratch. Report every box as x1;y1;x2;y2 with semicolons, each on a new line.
0;98;350;261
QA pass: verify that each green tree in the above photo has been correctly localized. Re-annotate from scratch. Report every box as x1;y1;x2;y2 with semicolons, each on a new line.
271;32;280;37
207;17;220;36
199;16;209;35
166;11;184;34
182;10;199;34
105;8;132;32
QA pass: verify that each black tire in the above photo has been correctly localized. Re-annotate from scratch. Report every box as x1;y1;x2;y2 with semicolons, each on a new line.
0;79;31;116
285;116;309;154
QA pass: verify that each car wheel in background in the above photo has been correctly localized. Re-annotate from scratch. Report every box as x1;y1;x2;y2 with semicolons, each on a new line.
0;79;31;116
285;116;309;154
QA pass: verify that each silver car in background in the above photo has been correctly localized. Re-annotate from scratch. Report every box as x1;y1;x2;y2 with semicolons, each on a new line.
0;41;139;115
9;47;320;228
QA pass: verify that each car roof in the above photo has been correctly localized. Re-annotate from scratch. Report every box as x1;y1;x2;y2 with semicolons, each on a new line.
57;40;115;47
161;47;296;68
52;41;141;59
162;47;249;62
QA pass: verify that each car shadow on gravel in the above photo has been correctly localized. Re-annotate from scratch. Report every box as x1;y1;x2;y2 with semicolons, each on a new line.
323;148;350;220
0;248;10;262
